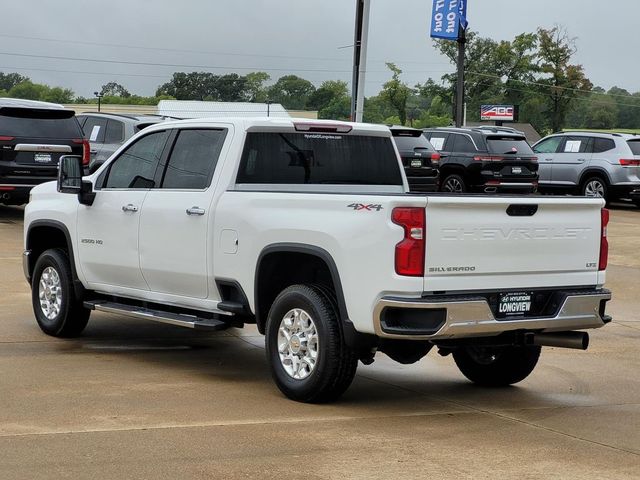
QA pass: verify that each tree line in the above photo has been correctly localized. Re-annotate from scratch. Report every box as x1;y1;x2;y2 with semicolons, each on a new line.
1;26;639;134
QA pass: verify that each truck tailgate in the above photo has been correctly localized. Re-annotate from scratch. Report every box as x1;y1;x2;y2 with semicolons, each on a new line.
424;196;605;292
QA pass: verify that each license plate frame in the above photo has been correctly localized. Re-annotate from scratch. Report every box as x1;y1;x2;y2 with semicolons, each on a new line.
497;291;533;318
410;159;422;168
511;166;523;174
34;153;52;163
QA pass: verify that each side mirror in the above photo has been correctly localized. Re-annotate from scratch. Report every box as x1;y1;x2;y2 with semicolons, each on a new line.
57;155;83;194
57;155;96;206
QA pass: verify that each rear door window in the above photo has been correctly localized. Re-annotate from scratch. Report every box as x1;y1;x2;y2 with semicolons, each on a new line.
427;133;449;151
486;136;534;155
105;120;125;143
0;108;81;139
236;132;402;185
161;129;227;189
560;136;592;153
450;134;476;153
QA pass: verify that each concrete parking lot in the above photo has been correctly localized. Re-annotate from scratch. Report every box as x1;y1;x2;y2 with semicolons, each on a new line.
1;203;639;479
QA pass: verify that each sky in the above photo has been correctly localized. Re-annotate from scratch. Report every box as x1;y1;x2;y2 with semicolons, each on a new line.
0;0;636;99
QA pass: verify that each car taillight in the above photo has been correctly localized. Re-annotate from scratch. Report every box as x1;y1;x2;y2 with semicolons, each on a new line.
73;138;91;166
392;207;425;277
619;159;640;166
599;208;609;271
0;136;15;141
473;156;504;162
431;152;441;163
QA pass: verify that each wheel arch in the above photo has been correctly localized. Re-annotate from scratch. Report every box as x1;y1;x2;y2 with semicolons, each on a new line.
579;168;612;187
26;220;85;298
254;243;348;335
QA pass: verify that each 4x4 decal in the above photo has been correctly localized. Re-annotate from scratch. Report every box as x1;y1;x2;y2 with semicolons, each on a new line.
347;203;383;211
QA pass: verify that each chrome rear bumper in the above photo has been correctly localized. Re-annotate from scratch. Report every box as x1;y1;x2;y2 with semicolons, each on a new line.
373;289;611;340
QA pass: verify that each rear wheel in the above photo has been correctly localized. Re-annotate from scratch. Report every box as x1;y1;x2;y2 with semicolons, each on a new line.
31;249;90;337
265;284;358;403
441;174;466;193
581;176;608;200
453;345;541;387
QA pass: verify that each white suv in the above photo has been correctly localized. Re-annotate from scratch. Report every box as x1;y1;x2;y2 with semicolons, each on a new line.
533;132;640;205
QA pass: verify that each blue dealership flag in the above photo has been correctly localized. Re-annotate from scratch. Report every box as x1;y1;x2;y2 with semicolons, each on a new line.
430;0;467;40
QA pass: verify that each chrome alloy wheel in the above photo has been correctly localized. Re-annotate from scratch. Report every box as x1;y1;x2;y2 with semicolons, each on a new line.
277;308;319;380
584;179;605;198
38;266;62;320
443;177;463;193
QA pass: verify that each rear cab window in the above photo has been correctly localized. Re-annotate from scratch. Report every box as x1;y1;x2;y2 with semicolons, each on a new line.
486;136;534;155
236;131;403;187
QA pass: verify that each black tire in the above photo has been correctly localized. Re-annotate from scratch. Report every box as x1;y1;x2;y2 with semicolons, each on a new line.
453;345;541;387
581;176;609;201
31;248;90;337
265;284;358;403
440;173;466;193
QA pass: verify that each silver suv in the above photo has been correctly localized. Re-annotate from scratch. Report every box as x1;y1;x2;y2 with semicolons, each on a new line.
533;132;640;205
77;112;169;173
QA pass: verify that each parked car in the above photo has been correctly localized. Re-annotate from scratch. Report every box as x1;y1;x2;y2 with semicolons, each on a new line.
532;131;640;204
423;127;538;193
24;117;611;403
77;112;168;173
0;98;88;205
389;126;439;192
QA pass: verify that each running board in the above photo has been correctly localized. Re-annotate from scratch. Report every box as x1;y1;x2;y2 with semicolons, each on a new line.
84;300;233;331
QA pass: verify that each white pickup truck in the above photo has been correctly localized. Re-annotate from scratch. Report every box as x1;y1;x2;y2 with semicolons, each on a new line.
23;118;612;403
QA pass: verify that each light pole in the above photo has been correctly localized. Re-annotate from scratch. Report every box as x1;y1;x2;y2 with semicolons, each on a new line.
350;0;371;122
93;91;103;112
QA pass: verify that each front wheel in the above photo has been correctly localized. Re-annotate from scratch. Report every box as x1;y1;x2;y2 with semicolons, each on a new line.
265;284;358;403
453;345;541;387
32;249;90;337
440;174;466;193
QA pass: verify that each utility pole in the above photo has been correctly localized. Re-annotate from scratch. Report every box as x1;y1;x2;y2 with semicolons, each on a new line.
455;27;466;128
350;0;371;122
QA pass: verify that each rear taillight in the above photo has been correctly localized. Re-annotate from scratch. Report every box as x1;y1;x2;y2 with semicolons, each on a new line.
73;138;91;166
599;208;609;271
473;156;504;162
392;207;425;277
619;159;640;166
430;152;441;163
0;136;15;141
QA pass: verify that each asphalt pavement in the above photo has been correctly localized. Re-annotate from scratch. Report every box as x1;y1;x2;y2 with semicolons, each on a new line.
0;203;639;479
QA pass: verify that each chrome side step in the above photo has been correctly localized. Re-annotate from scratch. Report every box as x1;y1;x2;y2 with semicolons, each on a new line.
84;300;233;331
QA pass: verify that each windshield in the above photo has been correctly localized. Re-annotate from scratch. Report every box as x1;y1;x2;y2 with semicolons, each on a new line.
393;134;434;152
237;132;403;185
486;136;534;155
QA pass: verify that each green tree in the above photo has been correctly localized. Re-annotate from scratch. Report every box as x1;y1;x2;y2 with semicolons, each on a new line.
308;80;349;111
0;72;29;92
100;81;131;98
380;63;412;125
156;72;219;100
536;26;592;132
244;72;270;102
267;75;316;110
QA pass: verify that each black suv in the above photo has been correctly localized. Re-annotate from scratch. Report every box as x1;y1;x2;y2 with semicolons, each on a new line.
0;98;88;205
423;126;538;193
389;126;439;192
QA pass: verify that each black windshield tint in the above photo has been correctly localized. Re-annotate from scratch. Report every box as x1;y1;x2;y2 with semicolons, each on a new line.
0;108;81;138
393;135;434;152
237;132;403;185
486;136;534;155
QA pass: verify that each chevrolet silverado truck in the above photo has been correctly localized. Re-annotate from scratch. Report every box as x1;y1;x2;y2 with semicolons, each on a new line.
23;118;612;403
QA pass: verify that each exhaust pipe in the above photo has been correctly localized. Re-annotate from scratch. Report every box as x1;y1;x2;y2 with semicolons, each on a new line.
528;331;589;350
484;187;497;193
1;193;9;200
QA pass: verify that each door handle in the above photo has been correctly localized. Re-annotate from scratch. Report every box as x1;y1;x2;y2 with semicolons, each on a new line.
186;206;205;216
577;158;585;162
122;204;139;213
90;149;98;154
544;158;553;161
